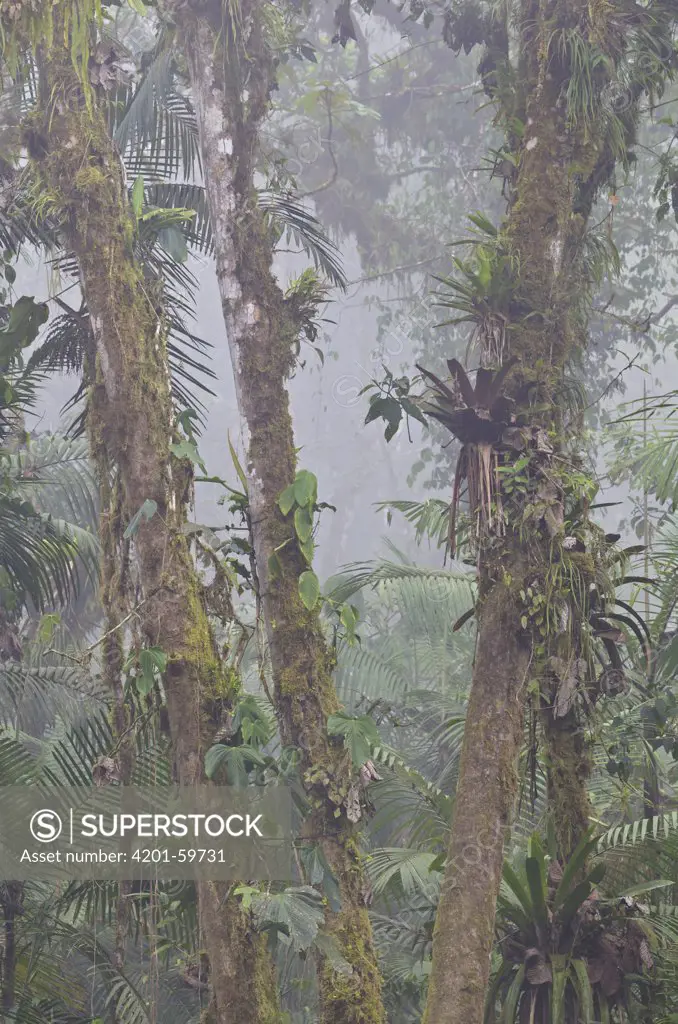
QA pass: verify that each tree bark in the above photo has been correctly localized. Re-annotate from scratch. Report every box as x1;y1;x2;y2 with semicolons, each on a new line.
422;0;630;1015
423;582;530;1022
172;4;385;1020
20;9;279;1019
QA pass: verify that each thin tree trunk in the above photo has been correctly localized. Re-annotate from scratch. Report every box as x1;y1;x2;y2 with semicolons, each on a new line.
173;4;385;1020
24;11;279;1019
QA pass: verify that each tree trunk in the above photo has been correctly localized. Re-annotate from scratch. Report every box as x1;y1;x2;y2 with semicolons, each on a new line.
423;582;530;1021
543;709;591;859
173;4;385;1020
422;0;632;1015
23;11;279;1019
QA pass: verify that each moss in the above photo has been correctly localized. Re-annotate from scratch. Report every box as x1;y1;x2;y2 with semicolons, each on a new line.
73;164;106;191
319;907;385;1024
251;931;280;1024
543;711;592;858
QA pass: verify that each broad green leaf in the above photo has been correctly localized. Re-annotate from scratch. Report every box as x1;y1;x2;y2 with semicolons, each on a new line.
293;469;317;507
0;295;49;362
204;743;267;783
327;711;380;767
294;504;314;543
365;396;402;441
251;885;324;951
170;438;206;471
278;484;296;516
298;570;320;610
205;744;230;779
136;646;167;696
299;536;314;564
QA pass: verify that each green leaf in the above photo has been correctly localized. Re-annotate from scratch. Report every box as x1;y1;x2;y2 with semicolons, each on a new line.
170;438;206;471
327;711;380;767
204;743;267;783
294;504;314;543
123;498;158;539
559;865;605;929
278;484;296;516
37;612;61;643
502;861;533;917
228;432;249;494
365;396;402;441
0;295;49;361
571;959;594;1023
400;396;428;426
501;964;525;1023
234;884;260;910
339;603;358;636
298;570;320;610
293;469;317;508
553;829;598;908
299;536;314;565
525;855;548;933
616;878;674;897
132;174;145;219
251;886;325;951
205;744;230;779
550;955;568;1024
136;646;167;696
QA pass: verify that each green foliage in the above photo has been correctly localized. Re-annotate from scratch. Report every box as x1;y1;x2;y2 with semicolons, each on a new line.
327;711;381;768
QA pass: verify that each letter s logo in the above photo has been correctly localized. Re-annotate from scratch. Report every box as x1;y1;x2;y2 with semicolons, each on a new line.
30;809;63;843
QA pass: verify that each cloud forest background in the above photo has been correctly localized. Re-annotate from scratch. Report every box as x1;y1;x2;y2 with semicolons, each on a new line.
3;0;678;1020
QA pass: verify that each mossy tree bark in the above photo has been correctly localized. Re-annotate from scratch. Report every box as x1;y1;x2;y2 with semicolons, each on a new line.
170;2;385;1020
422;0;642;1017
14;6;279;1019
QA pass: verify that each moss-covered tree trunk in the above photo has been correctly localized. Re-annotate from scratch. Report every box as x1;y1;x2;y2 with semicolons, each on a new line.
14;7;279;1019
422;0;633;1017
171;3;385;1020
